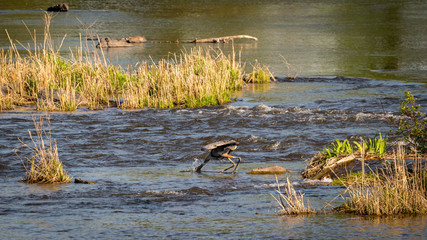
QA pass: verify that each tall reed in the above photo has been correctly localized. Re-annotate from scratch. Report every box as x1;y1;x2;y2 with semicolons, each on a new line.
19;115;71;184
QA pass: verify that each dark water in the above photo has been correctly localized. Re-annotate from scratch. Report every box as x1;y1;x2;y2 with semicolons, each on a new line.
1;0;427;239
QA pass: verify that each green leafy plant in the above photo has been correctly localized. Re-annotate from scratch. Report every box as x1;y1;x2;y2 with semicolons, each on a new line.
390;91;427;153
323;139;353;159
354;133;387;158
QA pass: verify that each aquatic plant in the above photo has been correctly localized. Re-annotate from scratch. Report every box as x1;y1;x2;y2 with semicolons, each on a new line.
354;133;387;158
342;145;427;215
0;12;271;112
243;60;272;83
390;91;427;154
272;177;314;215
323;139;353;159
18;115;71;184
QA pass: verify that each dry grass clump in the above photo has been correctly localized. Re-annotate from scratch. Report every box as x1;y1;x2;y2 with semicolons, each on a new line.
1;12;271;112
342;146;427;215
272;176;315;215
18;115;71;184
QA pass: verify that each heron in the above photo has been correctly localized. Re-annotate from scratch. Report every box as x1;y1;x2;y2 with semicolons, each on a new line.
195;140;241;174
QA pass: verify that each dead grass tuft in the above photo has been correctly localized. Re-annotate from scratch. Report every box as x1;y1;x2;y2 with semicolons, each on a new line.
272;176;315;215
18;115;71;184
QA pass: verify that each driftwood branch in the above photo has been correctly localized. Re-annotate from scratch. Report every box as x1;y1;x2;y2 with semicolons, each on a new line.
312;154;357;180
96;35;258;48
190;35;258;43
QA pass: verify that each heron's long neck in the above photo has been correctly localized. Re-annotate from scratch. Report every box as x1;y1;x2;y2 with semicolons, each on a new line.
195;154;211;172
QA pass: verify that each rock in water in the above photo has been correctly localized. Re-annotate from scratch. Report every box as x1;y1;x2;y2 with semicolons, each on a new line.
47;3;69;12
247;165;291;174
96;37;133;48
125;36;147;43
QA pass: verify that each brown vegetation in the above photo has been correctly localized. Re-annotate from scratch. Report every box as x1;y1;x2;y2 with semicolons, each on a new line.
18;115;71;184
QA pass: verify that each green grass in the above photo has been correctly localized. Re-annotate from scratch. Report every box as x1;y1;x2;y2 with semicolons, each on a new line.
354;133;387;158
243;60;272;83
323;139;354;159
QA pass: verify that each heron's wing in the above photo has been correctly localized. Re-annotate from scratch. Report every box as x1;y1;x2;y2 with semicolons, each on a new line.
201;140;239;151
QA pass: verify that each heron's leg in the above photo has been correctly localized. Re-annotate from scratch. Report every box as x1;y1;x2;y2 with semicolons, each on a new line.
232;157;241;174
220;153;240;174
220;158;236;173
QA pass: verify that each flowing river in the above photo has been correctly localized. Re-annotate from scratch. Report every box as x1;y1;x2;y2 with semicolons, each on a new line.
1;0;427;239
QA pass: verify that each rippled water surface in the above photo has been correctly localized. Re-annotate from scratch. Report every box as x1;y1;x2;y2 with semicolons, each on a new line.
1;77;426;239
1;0;427;239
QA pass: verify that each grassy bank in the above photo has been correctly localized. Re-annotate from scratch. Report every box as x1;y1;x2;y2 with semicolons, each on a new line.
0;13;270;112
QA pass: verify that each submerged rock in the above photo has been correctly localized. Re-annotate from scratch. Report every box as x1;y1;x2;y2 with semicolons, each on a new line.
125;36;147;43
47;3;69;12
97;37;133;48
97;36;148;48
74;178;97;184
248;165;291;174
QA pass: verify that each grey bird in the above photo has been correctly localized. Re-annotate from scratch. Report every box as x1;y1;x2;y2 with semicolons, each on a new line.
195;140;241;174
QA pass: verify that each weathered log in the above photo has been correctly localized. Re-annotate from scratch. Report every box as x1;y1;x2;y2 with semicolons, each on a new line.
312;154;357;180
190;35;258;43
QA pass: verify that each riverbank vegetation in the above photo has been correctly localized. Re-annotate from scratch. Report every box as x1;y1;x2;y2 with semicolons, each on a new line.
0;13;271;112
341;146;426;215
277;91;426;216
18;115;71;184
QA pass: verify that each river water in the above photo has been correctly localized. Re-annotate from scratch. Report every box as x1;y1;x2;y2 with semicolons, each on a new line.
1;0;427;239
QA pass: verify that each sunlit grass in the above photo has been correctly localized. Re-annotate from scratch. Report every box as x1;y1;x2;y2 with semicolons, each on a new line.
0;12;270;112
341;146;427;215
18;115;71;184
243;60;272;83
271;176;315;215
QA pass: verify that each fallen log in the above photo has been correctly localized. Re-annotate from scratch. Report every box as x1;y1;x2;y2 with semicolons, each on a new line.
312;154;356;180
96;35;258;48
190;35;258;43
